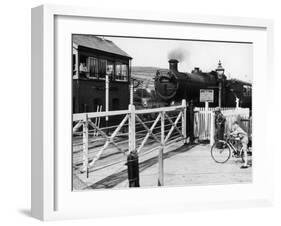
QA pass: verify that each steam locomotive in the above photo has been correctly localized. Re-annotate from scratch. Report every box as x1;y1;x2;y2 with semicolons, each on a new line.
154;59;252;108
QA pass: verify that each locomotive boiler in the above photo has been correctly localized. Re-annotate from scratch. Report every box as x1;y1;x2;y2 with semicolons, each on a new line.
154;59;252;108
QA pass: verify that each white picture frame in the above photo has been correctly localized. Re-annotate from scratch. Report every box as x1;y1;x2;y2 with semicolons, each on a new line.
31;4;274;221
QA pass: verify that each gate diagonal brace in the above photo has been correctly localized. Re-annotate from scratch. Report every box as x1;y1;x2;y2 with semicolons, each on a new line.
136;113;161;153
88;118;127;153
88;120;108;139
73;120;83;133
135;114;161;144
87;114;128;170
164;112;183;143
165;113;183;137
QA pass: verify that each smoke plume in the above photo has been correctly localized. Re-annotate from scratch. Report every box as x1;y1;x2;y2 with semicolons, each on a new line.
168;48;187;62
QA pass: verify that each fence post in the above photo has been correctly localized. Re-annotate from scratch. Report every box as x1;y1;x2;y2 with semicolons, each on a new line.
130;82;134;105
189;101;195;143
210;112;215;146
158;111;165;186
182;99;187;144
128;104;136;153
204;101;209;139
127;104;139;187
81;114;88;173
235;97;240;109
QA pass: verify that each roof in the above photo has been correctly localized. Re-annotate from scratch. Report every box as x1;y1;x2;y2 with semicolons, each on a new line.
73;34;132;59
228;78;252;86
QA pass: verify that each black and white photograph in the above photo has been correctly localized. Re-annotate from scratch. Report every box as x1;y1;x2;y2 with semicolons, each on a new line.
0;0;279;223
72;34;252;190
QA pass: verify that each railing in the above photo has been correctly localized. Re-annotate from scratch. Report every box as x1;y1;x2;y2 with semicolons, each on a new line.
195;107;237;112
72;100;187;186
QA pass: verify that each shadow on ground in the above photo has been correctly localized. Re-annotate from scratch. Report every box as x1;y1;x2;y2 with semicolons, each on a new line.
18;209;32;218
85;143;197;189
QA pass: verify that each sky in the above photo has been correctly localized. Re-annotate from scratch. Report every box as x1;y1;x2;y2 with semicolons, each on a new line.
103;36;253;83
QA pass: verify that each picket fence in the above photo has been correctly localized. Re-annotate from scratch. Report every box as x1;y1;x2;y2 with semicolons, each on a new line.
194;107;250;144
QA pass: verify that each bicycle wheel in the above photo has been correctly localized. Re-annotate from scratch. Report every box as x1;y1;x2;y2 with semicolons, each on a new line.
211;141;231;163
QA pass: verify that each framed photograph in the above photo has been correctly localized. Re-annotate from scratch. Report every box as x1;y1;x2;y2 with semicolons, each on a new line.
31;4;274;221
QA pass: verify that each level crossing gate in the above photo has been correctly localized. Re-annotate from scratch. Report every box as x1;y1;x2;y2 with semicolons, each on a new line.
72;100;189;186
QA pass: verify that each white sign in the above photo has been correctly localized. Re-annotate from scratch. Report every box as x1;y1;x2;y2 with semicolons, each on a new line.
200;89;214;103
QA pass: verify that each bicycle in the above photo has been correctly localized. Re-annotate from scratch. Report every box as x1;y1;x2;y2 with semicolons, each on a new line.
211;134;250;164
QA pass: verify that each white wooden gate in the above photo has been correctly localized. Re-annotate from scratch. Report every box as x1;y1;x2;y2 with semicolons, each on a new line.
72;100;188;185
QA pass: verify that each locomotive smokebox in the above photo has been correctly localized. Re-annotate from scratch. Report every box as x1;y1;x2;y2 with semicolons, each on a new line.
155;58;218;104
169;59;179;71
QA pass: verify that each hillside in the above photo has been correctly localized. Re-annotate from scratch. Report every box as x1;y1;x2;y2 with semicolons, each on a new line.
131;66;167;89
131;66;162;79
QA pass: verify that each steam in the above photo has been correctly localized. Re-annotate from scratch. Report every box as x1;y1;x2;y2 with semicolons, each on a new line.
168;48;187;62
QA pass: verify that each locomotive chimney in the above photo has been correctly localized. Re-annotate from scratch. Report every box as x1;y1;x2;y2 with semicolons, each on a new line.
168;59;179;71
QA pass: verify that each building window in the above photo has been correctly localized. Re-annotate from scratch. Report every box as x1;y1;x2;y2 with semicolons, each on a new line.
99;59;107;79
115;63;121;80
121;64;128;81
88;57;98;78
72;54;76;75
115;63;128;81
79;55;89;77
106;61;114;80
78;54;129;81
72;47;78;78
243;85;251;97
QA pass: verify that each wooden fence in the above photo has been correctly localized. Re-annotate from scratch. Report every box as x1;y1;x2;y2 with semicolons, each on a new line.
73;101;251;187
194;107;250;145
72;100;188;186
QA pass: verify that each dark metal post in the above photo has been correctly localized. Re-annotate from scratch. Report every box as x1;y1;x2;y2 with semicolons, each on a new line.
127;151;140;187
218;81;222;108
189;101;195;144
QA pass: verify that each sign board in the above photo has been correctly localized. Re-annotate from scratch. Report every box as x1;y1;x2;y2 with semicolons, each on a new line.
200;89;214;103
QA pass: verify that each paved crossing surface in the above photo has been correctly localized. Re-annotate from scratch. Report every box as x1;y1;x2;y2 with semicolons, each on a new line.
73;142;252;190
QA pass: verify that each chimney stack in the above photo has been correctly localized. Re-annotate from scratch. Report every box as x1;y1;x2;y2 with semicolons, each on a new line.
168;59;178;71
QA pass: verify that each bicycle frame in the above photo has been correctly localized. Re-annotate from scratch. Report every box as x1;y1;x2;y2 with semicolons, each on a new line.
218;137;243;156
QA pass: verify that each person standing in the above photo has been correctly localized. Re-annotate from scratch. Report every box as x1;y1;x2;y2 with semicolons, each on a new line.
214;107;226;146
